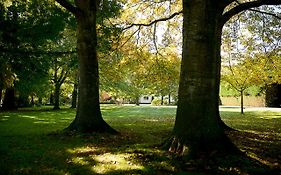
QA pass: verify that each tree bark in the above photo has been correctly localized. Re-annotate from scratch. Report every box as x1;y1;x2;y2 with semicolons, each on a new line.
31;95;35;106
38;97;43;106
240;90;244;114
265;83;281;107
0;86;3;107
168;93;171;105
18;94;30;108
65;0;117;133
71;80;78;108
165;0;238;158
135;96;140;106
53;83;61;110
2;87;17;110
49;92;54;105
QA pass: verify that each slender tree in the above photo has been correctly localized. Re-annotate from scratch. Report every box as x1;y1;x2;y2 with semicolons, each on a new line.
55;0;117;133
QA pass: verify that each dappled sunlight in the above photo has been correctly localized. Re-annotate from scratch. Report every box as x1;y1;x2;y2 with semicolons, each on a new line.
247;152;274;167
13;111;74;126
260;115;281;120
67;146;145;174
18;115;58;124
33;121;57;124
91;153;144;174
67;146;99;155
144;119;159;122
20;115;38;119
2;115;10;118
114;115;126;118
0;115;10;121
69;156;90;166
243;130;280;136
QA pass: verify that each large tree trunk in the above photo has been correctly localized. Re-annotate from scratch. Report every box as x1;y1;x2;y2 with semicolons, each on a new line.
65;1;117;134
165;0;237;158
2;87;17;110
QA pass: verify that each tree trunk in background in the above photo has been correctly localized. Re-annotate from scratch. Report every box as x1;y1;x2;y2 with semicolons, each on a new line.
2;87;17;110
168;93;171;105
135;96;140;106
65;0;117;133
38;97;43;106
53;83;61;110
0;87;3;106
165;0;237;157
240;90;244;114
49;92;54;105
31;95;35;106
18;94;30;107
161;95;164;105
71;80;78;108
266;83;281;108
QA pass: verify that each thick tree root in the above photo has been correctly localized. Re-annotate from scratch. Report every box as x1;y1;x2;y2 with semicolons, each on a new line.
161;135;277;174
162;135;242;159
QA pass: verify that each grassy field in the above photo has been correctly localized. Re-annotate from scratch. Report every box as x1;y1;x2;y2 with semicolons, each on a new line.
0;105;280;175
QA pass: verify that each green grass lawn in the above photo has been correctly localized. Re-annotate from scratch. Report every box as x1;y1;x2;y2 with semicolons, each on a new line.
0;105;280;175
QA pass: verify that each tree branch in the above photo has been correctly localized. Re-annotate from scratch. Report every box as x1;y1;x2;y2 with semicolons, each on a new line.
122;10;183;31
222;0;281;24
55;0;79;15
248;8;281;19
153;23;159;54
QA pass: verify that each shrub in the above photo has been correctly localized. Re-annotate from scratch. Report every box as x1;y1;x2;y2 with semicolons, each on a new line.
151;98;168;106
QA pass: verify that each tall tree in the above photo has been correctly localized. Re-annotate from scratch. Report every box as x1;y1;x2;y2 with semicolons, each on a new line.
55;0;118;133
165;0;281;157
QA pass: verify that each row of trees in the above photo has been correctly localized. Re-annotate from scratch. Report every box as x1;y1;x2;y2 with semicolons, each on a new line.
0;1;73;110
0;0;180;110
1;0;280;157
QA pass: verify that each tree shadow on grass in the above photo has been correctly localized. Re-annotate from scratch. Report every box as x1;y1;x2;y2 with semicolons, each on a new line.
1;129;280;175
43;131;280;175
228;130;281;169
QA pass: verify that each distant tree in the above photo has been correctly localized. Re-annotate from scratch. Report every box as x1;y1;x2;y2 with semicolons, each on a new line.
148;50;180;105
221;58;256;114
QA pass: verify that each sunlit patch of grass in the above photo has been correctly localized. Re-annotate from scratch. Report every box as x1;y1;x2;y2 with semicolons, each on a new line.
91;153;144;174
247;152;273;167
260;115;281;119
